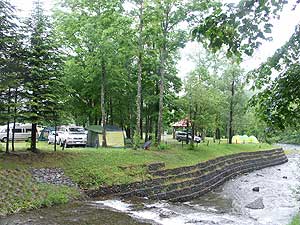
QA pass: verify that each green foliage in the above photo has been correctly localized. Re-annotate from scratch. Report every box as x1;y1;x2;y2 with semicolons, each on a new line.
157;143;169;151
289;214;300;225
191;0;288;58
133;133;141;150
251;64;300;130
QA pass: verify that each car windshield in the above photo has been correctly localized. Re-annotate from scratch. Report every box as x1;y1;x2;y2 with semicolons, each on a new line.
69;127;85;134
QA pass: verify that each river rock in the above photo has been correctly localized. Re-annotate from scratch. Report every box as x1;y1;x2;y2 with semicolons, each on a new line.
252;187;260;192
246;198;264;209
159;210;177;218
30;168;76;187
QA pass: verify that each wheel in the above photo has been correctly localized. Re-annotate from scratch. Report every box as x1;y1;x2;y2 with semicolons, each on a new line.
2;137;7;143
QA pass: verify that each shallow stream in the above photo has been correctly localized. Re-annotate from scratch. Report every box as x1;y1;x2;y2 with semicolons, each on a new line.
1;144;299;225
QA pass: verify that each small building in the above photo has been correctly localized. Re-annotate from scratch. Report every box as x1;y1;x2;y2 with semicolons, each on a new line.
171;118;191;139
87;125;125;148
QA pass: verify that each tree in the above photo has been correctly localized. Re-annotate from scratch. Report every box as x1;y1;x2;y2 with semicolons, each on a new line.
0;0;24;153
222;64;245;143
191;0;290;58
147;0;190;144
22;0;63;152
56;0;136;146
133;0;144;148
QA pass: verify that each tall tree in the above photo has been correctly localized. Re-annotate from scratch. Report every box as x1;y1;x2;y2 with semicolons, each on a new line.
133;0;144;148
0;0;23;153
56;0;136;146
22;0;62;152
148;0;189;144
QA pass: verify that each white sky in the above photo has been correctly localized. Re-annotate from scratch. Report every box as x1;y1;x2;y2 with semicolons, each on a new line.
11;0;300;79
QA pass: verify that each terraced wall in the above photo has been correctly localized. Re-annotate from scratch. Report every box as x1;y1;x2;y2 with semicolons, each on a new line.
86;148;287;202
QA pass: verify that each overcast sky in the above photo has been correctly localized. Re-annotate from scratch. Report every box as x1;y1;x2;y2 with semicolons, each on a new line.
11;0;300;79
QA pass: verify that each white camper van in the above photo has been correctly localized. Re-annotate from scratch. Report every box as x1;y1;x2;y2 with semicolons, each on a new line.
0;123;33;142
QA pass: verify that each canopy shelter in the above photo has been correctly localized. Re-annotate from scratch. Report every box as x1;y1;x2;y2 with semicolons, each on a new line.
87;125;125;148
171;118;191;139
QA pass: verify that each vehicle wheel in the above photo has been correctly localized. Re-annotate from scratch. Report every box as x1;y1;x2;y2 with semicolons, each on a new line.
2;137;7;143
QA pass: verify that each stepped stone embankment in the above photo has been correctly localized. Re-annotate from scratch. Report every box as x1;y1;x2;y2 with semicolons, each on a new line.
85;148;287;202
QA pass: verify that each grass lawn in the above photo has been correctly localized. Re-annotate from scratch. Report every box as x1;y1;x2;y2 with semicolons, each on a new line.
0;141;274;188
0;140;274;217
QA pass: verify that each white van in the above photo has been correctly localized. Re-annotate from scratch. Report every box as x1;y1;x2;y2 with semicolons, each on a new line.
58;125;87;147
0;123;33;142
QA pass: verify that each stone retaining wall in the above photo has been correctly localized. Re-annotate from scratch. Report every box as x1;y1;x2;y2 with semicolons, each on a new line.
85;148;287;202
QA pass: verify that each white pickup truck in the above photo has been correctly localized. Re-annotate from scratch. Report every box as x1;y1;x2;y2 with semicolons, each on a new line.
58;126;87;147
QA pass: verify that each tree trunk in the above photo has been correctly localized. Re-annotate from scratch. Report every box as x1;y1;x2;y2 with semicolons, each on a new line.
31;123;37;152
136;0;144;138
109;97;113;125
5;88;11;154
157;48;166;145
101;60;107;147
145;111;149;142
228;79;235;144
54;124;57;151
12;88;18;152
12;117;16;152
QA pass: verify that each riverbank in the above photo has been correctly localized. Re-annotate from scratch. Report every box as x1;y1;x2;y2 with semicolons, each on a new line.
0;142;274;217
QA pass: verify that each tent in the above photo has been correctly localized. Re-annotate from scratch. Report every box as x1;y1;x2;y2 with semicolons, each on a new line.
87;125;125;148
248;135;259;144
232;135;259;144
232;135;241;144
240;135;249;144
38;127;55;141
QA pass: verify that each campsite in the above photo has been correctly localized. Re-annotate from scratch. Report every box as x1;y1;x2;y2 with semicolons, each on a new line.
1;0;300;224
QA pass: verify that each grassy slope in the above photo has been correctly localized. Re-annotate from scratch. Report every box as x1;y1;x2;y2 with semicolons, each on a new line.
0;141;274;188
0;141;274;217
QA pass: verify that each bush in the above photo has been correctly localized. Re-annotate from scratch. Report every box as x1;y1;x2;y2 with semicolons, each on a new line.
157;143;169;150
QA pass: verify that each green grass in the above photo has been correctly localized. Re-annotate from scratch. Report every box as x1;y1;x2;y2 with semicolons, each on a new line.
289;214;300;225
0;141;273;189
0;169;80;217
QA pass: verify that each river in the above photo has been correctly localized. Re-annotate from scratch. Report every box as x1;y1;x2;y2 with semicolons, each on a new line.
1;144;299;225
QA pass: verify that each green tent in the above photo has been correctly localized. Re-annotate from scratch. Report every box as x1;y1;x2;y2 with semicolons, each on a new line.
87;125;125;148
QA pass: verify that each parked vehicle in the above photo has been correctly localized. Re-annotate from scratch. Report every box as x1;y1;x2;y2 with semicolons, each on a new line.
59;126;87;147
48;131;63;145
175;131;201;143
0;123;33;142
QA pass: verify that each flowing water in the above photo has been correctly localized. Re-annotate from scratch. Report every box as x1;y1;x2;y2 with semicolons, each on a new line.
1;144;299;225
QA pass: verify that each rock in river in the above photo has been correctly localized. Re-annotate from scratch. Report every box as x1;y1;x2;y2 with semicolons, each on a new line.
245;197;264;209
252;187;260;192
